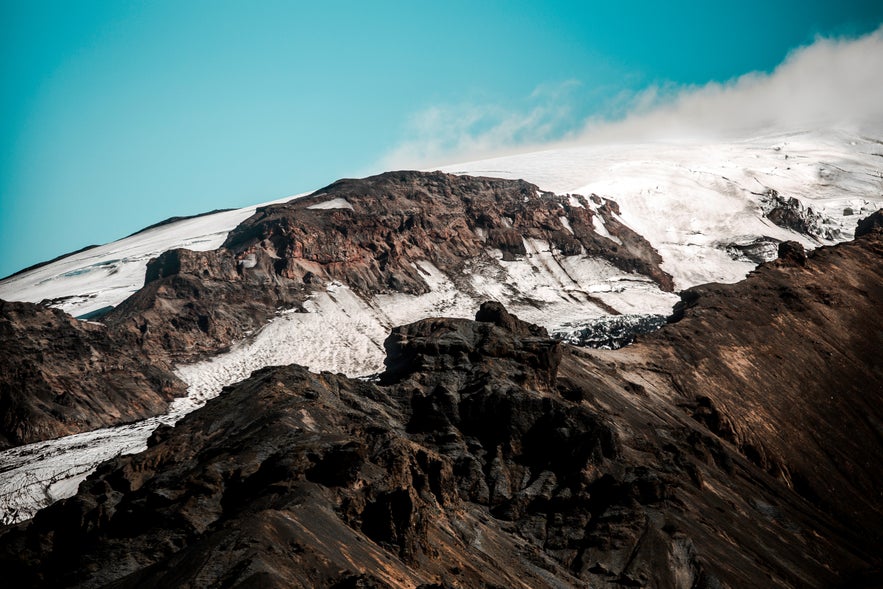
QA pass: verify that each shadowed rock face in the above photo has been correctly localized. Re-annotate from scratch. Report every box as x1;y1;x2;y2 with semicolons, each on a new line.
104;171;672;365
1;231;881;588
855;208;883;237
0;171;672;448
0;301;185;449
638;226;883;547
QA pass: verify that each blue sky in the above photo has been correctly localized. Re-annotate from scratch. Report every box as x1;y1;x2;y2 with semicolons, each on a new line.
2;1;882;278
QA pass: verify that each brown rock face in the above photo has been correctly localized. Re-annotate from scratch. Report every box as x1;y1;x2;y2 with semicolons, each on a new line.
2;232;881;588
0;300;185;449
223;171;674;295
105;247;305;362
100;171;672;367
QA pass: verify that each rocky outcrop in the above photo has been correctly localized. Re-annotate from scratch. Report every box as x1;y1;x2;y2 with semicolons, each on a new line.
100;171;672;366
855;208;883;237
0;300;185;449
104;247;306;362
760;188;842;241
224;172;674;294
722;236;781;264
2;231;881;588
552;314;668;349
775;240;806;265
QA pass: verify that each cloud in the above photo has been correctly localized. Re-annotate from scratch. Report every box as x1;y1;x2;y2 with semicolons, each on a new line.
581;26;883;143
383;26;883;169
380;81;587;169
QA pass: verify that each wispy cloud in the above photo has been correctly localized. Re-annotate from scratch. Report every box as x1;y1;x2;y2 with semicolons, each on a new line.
383;26;883;169
380;81;586;169
581;26;883;143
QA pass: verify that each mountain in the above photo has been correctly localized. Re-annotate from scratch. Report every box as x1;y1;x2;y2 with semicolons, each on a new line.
2;130;878;319
0;300;185;448
0;130;881;586
0;172;676;449
1;230;881;587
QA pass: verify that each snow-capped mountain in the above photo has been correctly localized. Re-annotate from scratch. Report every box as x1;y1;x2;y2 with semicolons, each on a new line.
3;130;879;320
1;126;882;589
0;129;880;526
443;129;883;287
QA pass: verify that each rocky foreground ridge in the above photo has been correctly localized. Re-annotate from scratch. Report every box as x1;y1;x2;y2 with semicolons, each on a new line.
1;221;880;588
1;171;672;448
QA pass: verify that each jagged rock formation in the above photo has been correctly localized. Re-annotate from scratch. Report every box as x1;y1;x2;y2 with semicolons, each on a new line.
552;314;668;349
225;171;673;294
0;172;674;448
105;247;305;362
760;188;843;241
104;171;672;364
2;228;880;588
722;236;781;264
0;300;185;449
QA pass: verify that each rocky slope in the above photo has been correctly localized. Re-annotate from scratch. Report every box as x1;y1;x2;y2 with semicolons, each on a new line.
104;171;673;364
2;225;880;588
1;172;672;449
3;130;879;323
0;300;185;449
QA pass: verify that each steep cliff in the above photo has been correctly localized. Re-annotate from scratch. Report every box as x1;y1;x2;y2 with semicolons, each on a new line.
0;300;185;449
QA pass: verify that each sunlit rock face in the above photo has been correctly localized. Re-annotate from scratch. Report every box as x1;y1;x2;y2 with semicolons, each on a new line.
0;299;185;449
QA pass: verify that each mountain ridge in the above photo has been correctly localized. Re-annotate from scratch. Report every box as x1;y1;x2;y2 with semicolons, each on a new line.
0;133;881;586
1;226;880;587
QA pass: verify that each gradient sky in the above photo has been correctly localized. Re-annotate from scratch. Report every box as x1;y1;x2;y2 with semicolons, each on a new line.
2;1;882;278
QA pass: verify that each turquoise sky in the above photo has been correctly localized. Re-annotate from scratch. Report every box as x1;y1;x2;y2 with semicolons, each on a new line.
2;1;882;278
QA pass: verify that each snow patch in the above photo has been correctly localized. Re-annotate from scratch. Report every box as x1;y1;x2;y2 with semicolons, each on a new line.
591;215;622;245
307;197;354;211
442;129;883;289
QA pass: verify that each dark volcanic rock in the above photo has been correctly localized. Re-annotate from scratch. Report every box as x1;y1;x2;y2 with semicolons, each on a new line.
761;188;841;241
0;300;185;448
855;208;883;237
552;314;668;349
382;301;558;388
722;236;780;264
776;240;806;265
0;309;599;588
224;172;673;294
2;230;881;588
636;231;883;551
104;247;306;362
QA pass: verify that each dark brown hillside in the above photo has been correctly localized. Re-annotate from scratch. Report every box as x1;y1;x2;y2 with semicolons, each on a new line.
0;300;185;449
1;228;880;588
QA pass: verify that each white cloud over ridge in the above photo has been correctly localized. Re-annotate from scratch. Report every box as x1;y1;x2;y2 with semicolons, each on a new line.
385;26;883;169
